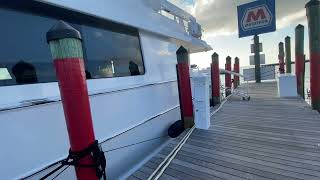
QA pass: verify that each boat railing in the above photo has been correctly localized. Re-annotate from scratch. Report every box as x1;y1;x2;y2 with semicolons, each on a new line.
222;70;251;101
150;0;203;39
193;67;250;101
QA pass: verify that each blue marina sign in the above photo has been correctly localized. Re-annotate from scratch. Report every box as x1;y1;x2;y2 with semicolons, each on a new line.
237;0;276;38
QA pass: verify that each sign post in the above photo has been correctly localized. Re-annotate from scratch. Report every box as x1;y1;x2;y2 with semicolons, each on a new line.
237;0;276;82
251;43;263;53
254;35;261;83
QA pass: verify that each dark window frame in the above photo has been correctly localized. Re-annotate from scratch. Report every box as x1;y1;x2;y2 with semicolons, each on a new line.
0;0;145;86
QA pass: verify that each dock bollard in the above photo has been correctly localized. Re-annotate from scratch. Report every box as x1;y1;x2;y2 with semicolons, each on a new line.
176;46;194;128
285;36;292;74
295;24;305;98
46;21;99;180
211;52;220;106
225;56;232;96
306;0;320;111
234;57;240;88
278;42;285;74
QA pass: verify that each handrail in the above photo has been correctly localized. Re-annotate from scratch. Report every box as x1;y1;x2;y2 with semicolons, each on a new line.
150;0;202;38
160;0;195;21
220;69;244;77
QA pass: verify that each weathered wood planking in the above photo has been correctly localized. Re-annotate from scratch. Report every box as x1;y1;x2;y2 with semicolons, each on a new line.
128;82;320;180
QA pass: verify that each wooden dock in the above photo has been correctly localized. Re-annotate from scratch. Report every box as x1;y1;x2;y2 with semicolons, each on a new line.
129;81;320;180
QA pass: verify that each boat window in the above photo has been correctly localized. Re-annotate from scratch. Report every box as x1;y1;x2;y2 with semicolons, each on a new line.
0;8;57;86
0;6;145;86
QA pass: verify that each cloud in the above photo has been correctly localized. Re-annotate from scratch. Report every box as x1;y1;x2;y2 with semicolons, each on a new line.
169;0;309;36
168;0;195;13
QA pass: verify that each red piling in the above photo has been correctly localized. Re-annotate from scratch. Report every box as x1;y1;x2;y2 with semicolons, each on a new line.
234;57;240;88
278;42;285;74
176;46;194;128
225;56;232;96
295;24;305;98
285;36;292;73
306;0;320;111
47;21;99;180
211;52;220;106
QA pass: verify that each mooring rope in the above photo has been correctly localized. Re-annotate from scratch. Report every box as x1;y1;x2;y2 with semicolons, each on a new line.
147;126;195;180
148;94;233;180
210;94;233;117
26;135;169;180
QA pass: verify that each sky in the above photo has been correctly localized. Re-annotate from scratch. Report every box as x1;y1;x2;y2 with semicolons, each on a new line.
168;0;310;69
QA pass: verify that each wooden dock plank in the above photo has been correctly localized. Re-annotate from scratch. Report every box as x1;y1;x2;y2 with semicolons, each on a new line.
126;176;141;180
192;131;320;152
131;171;149;180
167;163;225;180
183;139;320;168
170;152;272;180
188;134;320;161
127;82;320;180
159;174;180;180
173;146;320;179
168;158;247;180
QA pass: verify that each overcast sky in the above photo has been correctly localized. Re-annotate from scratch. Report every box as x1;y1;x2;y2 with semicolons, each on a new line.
168;0;310;69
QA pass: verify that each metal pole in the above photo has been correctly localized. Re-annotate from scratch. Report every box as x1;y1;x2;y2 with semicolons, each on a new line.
211;52;220;106
225;56;232;96
306;0;320;111
176;46;194;128
278;42;285;74
295;24;305;98
285;36;292;74
254;35;261;83
234;57;240;88
46;21;99;180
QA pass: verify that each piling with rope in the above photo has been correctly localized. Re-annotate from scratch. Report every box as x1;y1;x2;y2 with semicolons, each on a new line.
295;24;305;98
285;36;292;74
176;46;194;128
234;57;240;88
278;42;285;74
46;21;101;180
225;56;232;96
306;0;320;112
211;52;220;106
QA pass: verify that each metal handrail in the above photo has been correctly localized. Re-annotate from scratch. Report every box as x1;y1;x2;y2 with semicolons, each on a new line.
220;70;250;101
151;0;202;38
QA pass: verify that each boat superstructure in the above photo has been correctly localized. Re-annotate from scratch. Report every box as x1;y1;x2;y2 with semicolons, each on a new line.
0;0;210;179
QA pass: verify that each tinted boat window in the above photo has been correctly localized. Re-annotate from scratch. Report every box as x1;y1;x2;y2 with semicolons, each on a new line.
82;25;144;79
0;8;56;86
0;6;144;86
